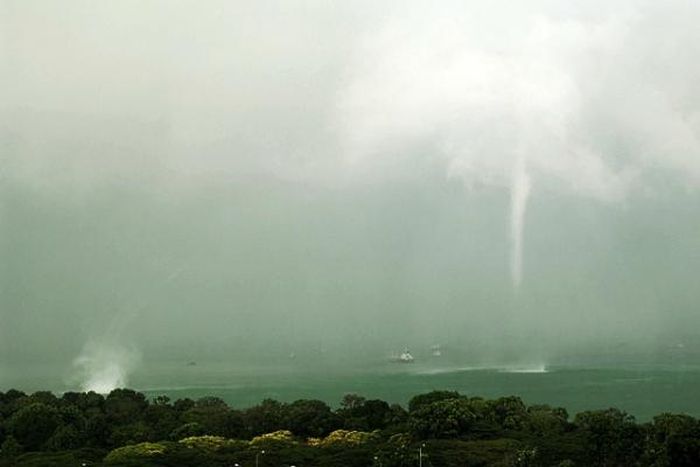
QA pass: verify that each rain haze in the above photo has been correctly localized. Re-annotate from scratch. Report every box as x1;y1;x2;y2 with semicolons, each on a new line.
2;0;700;416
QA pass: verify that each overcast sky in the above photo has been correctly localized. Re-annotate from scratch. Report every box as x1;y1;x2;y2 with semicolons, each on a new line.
2;1;700;388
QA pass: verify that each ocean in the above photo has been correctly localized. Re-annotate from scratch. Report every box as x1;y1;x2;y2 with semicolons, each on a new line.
125;361;700;422
5;357;699;422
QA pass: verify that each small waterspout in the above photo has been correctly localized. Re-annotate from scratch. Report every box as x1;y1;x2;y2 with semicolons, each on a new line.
72;340;140;393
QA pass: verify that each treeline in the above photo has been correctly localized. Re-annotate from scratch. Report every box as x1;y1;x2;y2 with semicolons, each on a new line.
0;388;699;466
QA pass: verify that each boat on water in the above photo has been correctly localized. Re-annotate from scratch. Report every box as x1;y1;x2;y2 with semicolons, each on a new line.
390;347;415;363
431;344;442;357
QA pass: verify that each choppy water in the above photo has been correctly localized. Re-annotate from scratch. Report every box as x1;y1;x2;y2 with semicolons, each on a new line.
126;361;700;422
5;359;700;421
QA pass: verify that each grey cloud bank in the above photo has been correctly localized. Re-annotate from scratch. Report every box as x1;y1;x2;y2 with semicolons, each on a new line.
1;0;700;390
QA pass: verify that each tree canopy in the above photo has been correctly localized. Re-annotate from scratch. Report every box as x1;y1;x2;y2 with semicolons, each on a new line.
0;388;698;466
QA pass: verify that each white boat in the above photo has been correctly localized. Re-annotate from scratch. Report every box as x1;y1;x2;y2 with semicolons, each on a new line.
390;347;415;363
431;344;442;357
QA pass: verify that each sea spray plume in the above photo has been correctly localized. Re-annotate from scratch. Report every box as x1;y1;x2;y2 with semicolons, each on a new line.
72;340;141;393
69;263;184;393
70;309;142;394
510;155;531;288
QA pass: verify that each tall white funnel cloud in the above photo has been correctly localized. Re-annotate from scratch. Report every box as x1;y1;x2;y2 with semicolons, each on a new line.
510;159;531;288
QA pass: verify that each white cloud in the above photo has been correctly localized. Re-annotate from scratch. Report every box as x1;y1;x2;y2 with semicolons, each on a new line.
334;2;700;285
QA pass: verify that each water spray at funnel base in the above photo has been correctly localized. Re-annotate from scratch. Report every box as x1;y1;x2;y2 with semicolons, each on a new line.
72;341;140;394
510;157;531;289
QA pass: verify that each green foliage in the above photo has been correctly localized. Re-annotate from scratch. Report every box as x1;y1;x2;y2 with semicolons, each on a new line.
340;393;367;410
1;387;700;466
408;390;462;413
316;429;378;447
250;429;297;449
179;434;229;451
173;398;195;412
644;413;700;466
27;391;59;407
574;408;643;466
84;413;110;447
103;441;166;465
338;395;395;431
152;395;171;406
8;402;61;451
410;397;477;438
284;399;341;438
144;401;179;440
108;421;152;447
170;422;205;440
0;435;22;458
525;404;569;436
376;433;413;467
181;397;245;438
507;446;538;467
57;404;86;430
0;448;104;467
44;425;82;451
104;389;148;425
422;439;523;467
243;398;287;436
489;396;528;431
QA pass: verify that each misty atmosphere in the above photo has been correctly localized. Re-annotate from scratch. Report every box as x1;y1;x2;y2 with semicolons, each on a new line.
2;0;700;427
